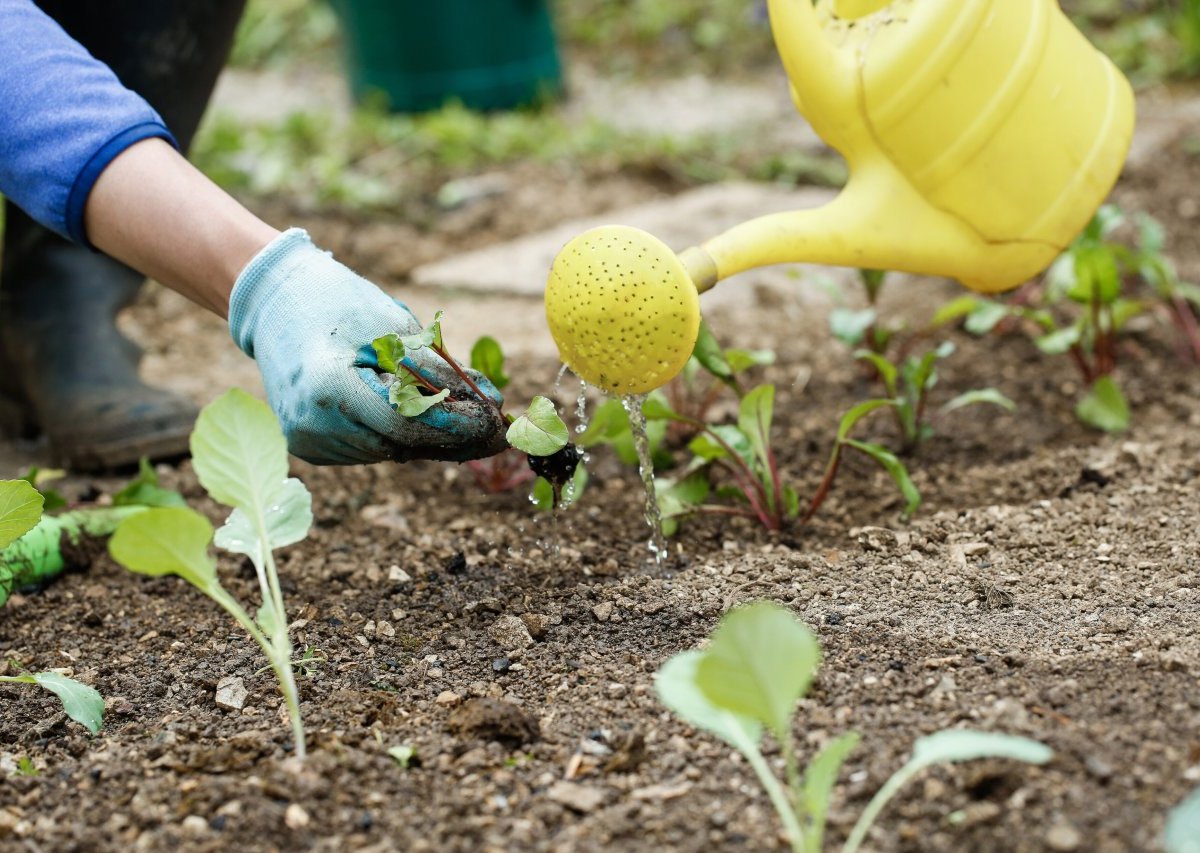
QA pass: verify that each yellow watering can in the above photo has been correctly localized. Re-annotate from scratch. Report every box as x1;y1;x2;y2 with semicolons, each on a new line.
545;0;1136;394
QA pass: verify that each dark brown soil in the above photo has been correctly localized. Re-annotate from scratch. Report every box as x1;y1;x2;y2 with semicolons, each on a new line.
2;114;1200;853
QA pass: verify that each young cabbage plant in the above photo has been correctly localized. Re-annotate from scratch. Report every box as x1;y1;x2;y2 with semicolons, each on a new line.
854;341;1015;454
0;480;105;733
109;389;313;759
656;602;1053;853
507;395;586;511
828;269;899;356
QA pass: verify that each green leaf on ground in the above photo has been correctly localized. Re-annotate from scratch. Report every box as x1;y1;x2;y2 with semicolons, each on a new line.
113;457;187;508
940;388;1016;415
1076;375;1130;432
0;480;44;550
506;396;568;456
696;602;820;740
0;672;104;734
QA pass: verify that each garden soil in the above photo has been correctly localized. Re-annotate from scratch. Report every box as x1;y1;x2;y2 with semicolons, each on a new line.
1;123;1199;853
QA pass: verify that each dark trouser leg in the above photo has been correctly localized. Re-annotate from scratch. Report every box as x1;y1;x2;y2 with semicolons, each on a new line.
0;0;247;470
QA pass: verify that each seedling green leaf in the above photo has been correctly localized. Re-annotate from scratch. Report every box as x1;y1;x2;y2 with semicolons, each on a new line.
737;385;775;472
1165;786;1200;853
0;672;104;734
843;439;921;518
843;730;1052;853
398;310;444;352
930;295;981;328
691;320;732;378
389;377;450;417
371;333;406;374
803;732;860;853
190;388;290;513
0;480;44;550
215;478;313;558
109;507;219;590
940;388;1016;414
113;458;187;508
389;744;418;769
469;336;510;391
829;307;877;347
725;348;775;373
965;301;1009;336
696;602;819;741
656;650;763;750
1035;324;1082;355
1076;375;1130;432
506;396;568;456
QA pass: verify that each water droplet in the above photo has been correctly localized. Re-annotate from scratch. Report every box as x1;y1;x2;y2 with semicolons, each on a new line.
622;394;667;564
575;380;589;434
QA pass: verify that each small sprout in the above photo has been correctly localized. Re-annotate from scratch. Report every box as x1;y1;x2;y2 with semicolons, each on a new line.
1075;374;1130;433
470;336;510;391
0;670;105;734
13;756;38;777
388;744;418;769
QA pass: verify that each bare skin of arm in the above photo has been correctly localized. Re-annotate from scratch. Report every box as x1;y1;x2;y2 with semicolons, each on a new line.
82;137;279;318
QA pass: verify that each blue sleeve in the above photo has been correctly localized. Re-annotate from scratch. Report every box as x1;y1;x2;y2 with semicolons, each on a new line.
0;0;178;245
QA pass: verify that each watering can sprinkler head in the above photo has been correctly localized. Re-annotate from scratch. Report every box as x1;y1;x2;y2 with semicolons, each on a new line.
545;0;1135;395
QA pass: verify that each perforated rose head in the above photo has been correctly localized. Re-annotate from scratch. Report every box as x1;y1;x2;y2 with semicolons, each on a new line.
544;226;700;395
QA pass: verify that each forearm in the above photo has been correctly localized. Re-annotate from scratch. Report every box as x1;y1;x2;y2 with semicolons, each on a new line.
83;138;279;318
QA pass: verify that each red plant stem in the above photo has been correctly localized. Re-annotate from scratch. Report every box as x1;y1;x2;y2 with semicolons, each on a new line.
713;457;775;529
398;364;444;395
803;445;843;524
1171;293;1200;362
431;345;504;414
1068;344;1095;384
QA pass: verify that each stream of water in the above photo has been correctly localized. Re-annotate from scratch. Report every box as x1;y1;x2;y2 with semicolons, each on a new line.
622;394;668;564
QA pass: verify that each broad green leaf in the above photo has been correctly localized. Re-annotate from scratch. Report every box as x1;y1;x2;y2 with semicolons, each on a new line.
803;732;861;853
507;396;569;456
113;457;187;509
964;301;1009;336
829;308;876;347
215;478;313;558
656;470;711;523
1068;244;1121;305
691;320;732;379
1076;375;1130;433
725;348;776;374
844;729;1051;853
655;650;763;750
469;336;509;391
738;385;775;470
190;389;289;512
696;602;820;740
1035;324;1082;355
1165;786;1200;853
836;399;896;443
929;296;981;328
0;672;104;734
371;333;406;374
844;439;921;518
940;388;1016;415
109;507;218;591
0;480;44;550
389;381;450;417
1135;211;1166;254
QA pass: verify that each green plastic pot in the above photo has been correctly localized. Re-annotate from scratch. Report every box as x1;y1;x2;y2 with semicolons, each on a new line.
332;0;562;112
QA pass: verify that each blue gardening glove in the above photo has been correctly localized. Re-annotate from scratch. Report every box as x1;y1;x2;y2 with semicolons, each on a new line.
229;229;507;465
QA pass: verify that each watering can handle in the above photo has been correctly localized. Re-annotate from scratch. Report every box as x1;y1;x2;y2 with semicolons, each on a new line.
767;0;854;121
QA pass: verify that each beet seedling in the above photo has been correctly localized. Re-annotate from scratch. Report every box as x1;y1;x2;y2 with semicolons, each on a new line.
853;342;1015;454
109;389;313;759
954;205;1196;432
0;480;105;734
463;337;535;494
656;602;1052;852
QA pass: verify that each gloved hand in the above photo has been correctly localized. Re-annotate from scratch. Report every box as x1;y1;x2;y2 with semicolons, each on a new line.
228;228;507;465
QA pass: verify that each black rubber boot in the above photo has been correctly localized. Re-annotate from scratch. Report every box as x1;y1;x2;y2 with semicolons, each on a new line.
0;0;247;470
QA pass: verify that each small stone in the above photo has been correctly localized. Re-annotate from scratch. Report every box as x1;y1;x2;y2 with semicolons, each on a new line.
592;602;614;622
360;504;409;531
377;620;396;638
387;565;412;584
492;657;511;674
606;682;627;699
1085;755;1113;781
284;803;310;830
215;676;247;711
545;781;608;813
520;613;555;640
181;815;209;836
435;691;462;707
1045;819;1082;851
488;616;534;651
961;542;990;556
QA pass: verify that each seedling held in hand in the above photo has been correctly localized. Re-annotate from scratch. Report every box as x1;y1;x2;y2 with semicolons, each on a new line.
0;480;105;733
656;602;1052;852
110;389;314;759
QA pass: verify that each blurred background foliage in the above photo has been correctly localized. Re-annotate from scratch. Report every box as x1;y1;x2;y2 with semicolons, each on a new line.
194;0;1200;213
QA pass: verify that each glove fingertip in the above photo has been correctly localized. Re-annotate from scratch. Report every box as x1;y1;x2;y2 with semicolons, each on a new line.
356;367;394;407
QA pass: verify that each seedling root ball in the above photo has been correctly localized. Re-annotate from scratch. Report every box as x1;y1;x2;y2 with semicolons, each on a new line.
545;226;700;395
